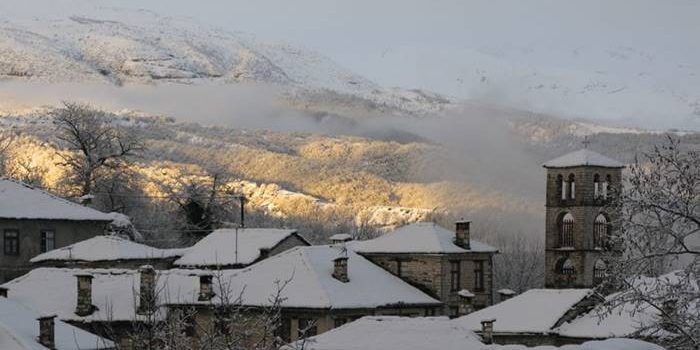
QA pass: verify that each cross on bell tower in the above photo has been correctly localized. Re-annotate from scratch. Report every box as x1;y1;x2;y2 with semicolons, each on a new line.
542;148;624;288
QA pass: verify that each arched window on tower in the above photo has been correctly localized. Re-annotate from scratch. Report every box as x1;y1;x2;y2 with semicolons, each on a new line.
559;213;575;248
556;258;576;275
593;174;601;199
593;213;609;248
557;174;565;200
593;259;606;284
568;174;576;199
602;174;611;199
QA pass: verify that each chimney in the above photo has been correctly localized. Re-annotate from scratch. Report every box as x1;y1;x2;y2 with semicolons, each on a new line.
498;289;516;303
333;256;349;283
455;221;471;249
198;274;214;301
457;289;475;316
75;274;95;316
138;265;156;314
0;287;7;298
37;314;56;349
480;319;496;345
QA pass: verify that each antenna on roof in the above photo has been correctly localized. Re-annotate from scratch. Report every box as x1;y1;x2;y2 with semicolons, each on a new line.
582;136;591;149
236;194;247;228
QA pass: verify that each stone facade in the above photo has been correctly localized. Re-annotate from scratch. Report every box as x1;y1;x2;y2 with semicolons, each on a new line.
361;252;494;315
544;165;622;288
0;219;108;282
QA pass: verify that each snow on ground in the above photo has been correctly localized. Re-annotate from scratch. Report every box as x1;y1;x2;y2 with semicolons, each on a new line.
221;245;441;309
0;296;113;350
0;178;112;221
351;222;498;254
455;289;593;334
30;235;185;263
173;228;305;267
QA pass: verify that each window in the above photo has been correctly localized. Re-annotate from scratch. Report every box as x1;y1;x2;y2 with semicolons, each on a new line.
594;174;601;198
593;259;606;284
334;318;347;328
449;261;461;292
568;174;576;199
558;174;565;200
593;214;609;248
558;258;575;275
4;230;19;255
448;306;459;318
603;175;612;199
276;318;292;342
298;318;317;338
559;213;575;248
474;260;484;292
396;260;403;277
40;230;55;253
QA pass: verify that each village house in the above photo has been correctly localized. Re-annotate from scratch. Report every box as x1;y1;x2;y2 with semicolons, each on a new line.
30;235;186;269
351;221;498;316
0;178;113;282
1;245;441;347
0;293;114;350
172;227;310;269
30;227;309;270
288;315;664;350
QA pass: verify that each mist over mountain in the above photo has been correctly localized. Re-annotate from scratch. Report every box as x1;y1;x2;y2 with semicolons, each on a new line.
1;1;699;243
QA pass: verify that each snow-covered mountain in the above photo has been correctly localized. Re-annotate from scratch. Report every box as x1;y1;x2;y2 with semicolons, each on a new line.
0;4;449;116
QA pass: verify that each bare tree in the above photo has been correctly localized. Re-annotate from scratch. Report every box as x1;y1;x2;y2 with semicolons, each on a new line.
493;233;545;293
53;102;142;196
0;130;14;177
601;136;699;350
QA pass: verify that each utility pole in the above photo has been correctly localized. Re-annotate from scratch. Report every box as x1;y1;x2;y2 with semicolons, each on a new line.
237;194;247;228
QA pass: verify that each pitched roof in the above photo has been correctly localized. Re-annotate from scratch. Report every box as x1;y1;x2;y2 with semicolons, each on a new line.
0;297;113;350
350;222;498;254
542;149;625;168
30;235;185;263
0;179;113;221
1;268;206;322
224;245;442;309
290;316;665;350
173;228;307;267
291;316;482;350
455;289;593;334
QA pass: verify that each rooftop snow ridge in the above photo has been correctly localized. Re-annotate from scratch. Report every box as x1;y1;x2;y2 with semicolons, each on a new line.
543;149;625;168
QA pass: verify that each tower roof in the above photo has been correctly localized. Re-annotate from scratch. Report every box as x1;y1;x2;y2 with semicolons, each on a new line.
543;149;624;169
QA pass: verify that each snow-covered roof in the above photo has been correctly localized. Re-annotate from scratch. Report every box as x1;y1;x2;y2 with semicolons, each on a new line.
455;289;593;334
1;267;221;322
0;179;113;221
290;316;482;350
174;228;307;267
543;149;625;168
351;222;498;254
497;289;516;295
30;235;185;263
329;233;353;242
292;316;665;350
0;297;113;350
223;245;441;309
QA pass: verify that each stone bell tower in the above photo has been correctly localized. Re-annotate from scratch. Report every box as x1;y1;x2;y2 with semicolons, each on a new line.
543;148;624;288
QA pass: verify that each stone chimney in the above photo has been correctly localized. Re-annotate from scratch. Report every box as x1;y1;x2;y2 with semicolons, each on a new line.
37;314;56;349
138;265;156;314
198;274;214;301
457;289;475;316
333;256;349;283
75;274;95;316
0;287;7;298
498;289;516;303
455;221;471;249
480;319;496;345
